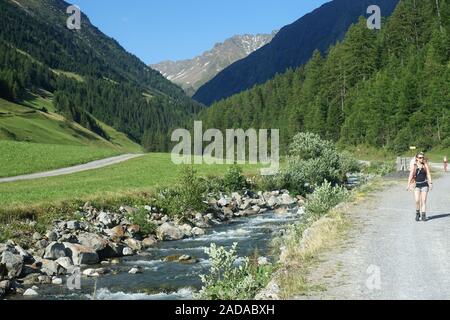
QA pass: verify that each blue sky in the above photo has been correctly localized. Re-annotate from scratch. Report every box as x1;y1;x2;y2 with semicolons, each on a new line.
73;0;330;64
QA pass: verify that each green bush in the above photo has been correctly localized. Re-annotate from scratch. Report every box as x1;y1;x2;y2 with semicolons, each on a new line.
305;181;349;220
362;161;395;176
155;166;207;218
223;166;248;192
288;132;335;160
280;133;360;195
201;175;225;195
197;243;273;300
126;207;157;236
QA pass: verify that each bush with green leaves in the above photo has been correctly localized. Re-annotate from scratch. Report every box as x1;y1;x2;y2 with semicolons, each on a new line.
126;207;157;235
288;132;335;160
362;161;395;176
154;166;207;219
222;166;248;192
197;243;273;300
280;133;360;195
305;180;349;220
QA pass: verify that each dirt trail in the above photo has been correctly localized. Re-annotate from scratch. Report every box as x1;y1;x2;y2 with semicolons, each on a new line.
298;167;450;300
0;154;144;183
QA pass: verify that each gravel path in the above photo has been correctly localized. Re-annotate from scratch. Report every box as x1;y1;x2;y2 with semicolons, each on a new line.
298;168;450;300
0;154;144;183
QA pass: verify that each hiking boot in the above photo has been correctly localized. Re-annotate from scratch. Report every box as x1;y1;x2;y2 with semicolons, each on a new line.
416;211;420;222
421;213;427;222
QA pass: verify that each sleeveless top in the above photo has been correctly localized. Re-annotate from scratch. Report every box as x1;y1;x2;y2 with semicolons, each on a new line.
415;165;428;187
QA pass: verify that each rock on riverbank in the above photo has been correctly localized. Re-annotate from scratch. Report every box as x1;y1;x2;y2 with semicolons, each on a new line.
0;189;302;298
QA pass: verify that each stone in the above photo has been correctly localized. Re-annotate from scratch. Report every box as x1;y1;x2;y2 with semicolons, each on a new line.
128;267;142;274
83;268;100;277
191;227;205;237
122;247;134;256
1;251;23;278
45;231;58;242
63;243;99;266
281;193;295;206
55;257;74;273
222;207;234;218
156;223;184;241
14;245;34;264
124;238;142;252
35;239;49;250
120;205;137;214
20;265;41;277
267;196;279;208
44;242;67;260
217;197;229;207
66;221;81;231
239;199;252;211
142;236;157;248
178;255;191;261
40;259;64;276
0;280;11;294
231;192;242;204
163;255;180;262
32;232;43;241
127;224;141;235
105;226;125;242
98;212;114;228
22;273;40;285
97;242;125;260
38;275;52;284
77;233;108;252
23;288;39;296
52;277;63;285
252;205;261;214
94;268;107;275
59;234;78;243
179;224;193;237
275;206;288;215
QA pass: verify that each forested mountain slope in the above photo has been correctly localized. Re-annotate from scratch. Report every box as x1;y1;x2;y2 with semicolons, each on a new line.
193;0;399;105
0;0;203;151
199;0;450;153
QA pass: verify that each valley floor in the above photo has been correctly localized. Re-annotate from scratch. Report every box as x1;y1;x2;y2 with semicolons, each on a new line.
296;168;450;300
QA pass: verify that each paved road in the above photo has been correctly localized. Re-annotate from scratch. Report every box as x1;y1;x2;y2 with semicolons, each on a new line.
0;154;144;183
300;167;450;300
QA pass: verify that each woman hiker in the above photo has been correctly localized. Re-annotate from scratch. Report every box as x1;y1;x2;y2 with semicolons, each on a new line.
407;152;433;222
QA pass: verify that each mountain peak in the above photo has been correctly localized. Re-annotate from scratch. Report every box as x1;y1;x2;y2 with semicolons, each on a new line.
151;32;277;96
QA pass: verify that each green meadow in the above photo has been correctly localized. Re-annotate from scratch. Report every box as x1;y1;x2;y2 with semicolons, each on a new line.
0;140;122;178
0;153;261;212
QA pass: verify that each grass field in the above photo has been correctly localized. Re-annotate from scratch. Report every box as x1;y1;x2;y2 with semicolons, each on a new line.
0;97;141;151
0;153;262;212
0;140;123;178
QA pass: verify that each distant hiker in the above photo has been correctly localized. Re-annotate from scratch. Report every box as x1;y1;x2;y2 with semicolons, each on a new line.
444;156;448;172
407;152;433;222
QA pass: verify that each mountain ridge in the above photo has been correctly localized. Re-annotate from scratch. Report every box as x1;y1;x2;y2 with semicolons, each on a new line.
193;0;399;105
152;32;277;96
